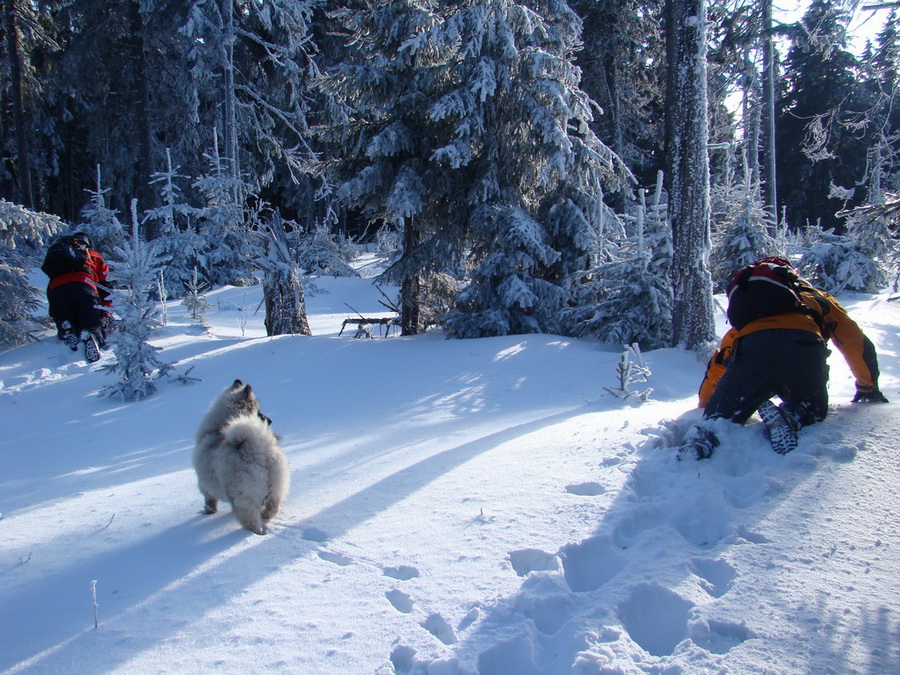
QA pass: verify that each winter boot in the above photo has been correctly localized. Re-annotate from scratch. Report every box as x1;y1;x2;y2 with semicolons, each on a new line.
81;329;101;364
60;321;79;351
678;425;720;461
758;400;799;455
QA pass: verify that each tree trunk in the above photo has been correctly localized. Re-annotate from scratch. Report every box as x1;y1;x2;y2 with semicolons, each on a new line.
664;0;715;350
399;218;422;336
222;0;239;188
264;266;312;336
743;48;762;191
761;0;777;229
4;0;32;208
127;0;155;234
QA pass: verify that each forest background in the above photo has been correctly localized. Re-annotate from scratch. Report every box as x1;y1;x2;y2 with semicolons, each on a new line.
1;0;899;375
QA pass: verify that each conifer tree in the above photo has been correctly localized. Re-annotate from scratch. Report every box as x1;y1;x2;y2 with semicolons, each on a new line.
0;199;63;345
193;135;257;287
710;152;776;290
77;166;127;255
777;0;868;233
562;174;673;348
182;268;211;326
796;225;886;294
297;209;358;278
144;149;204;296
100;200;172;401
182;0;320;195
316;0;624;337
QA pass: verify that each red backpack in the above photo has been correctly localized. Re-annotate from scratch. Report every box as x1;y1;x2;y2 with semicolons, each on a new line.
726;257;806;330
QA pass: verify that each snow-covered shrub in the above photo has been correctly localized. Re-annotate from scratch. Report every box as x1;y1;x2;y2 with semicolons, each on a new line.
796;227;887;293
0;200;63;345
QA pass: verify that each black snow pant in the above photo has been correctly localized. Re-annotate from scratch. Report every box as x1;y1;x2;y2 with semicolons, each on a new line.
704;329;830;428
47;282;104;340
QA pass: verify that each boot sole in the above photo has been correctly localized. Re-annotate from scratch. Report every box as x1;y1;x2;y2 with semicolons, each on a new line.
758;401;798;455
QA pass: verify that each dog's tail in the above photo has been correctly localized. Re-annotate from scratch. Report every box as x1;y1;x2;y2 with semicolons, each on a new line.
222;415;277;463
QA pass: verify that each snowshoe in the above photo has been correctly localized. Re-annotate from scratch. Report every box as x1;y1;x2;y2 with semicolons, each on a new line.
60;321;79;351
758;400;799;455
81;330;101;364
677;425;719;461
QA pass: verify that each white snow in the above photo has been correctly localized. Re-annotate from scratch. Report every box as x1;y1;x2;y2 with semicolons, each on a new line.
2;255;899;674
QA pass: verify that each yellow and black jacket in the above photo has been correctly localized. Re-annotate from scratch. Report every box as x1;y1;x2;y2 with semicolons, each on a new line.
699;285;879;407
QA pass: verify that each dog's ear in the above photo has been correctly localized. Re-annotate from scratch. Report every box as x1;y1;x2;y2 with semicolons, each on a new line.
242;384;253;399
231;378;243;389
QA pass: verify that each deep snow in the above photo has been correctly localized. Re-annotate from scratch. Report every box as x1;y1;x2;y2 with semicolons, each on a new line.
1;256;899;674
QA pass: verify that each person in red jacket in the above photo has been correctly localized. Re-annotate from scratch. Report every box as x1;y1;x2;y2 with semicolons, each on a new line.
42;231;111;362
681;257;887;460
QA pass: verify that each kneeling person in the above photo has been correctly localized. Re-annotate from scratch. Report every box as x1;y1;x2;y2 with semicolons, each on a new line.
682;257;886;460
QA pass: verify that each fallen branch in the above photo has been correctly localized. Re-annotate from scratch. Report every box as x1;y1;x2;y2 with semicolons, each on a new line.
339;316;400;338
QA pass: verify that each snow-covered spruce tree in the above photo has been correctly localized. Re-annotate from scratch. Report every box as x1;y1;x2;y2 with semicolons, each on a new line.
144;148;204;297
315;0;624;337
776;0;867;235
193;135;257;287
100;200;172;402
442;0;626;338
181;0;320;203
297;204;358;278
77;165;127;255
795;226;886;294
0;199;63;345
840;186;893;289
709;153;777;291
561;175;673;349
255;212;312;337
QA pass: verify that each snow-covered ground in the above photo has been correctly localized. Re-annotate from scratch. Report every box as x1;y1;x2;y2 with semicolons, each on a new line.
1;256;898;674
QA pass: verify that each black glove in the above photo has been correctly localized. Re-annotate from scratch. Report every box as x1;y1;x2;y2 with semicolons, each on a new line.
852;385;889;404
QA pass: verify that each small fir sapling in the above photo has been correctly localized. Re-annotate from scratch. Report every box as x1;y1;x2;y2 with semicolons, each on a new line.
77;165;126;254
182;267;211;325
145;148;204;294
604;343;653;402
99;200;173;401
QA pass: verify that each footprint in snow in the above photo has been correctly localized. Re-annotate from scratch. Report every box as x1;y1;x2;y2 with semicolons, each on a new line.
611;505;663;549
558;535;624;593
383;564;420;581
735;524;771;544
385;589;414;613
508;548;558;577
457;607;480;631
691;558;736;598
421;613;457;645
690;618;756;654
670;497;731;549
516;593;574;635
301;526;329;542
617;583;694;657
318;549;353;566
565;481;606;496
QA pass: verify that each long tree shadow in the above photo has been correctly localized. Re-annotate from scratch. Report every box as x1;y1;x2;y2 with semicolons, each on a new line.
0;407;583;674
0;516;240;672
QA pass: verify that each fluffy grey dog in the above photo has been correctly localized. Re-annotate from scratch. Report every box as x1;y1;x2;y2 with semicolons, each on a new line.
193;379;289;534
